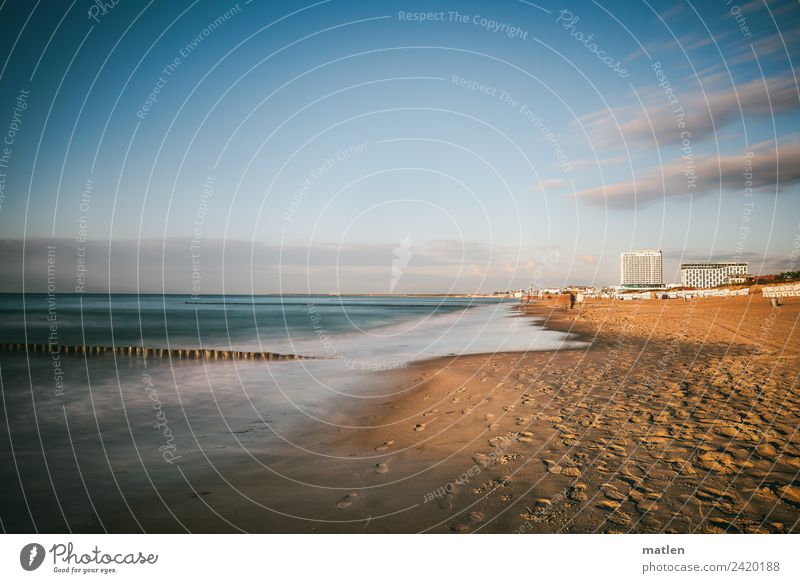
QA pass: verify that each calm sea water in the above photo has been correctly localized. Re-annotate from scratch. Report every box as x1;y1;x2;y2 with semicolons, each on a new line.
0;294;506;352
0;294;580;532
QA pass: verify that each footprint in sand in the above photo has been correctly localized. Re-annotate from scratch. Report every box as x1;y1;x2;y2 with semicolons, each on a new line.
755;443;778;458
754;486;778;502
375;440;394;451
375;463;389;475
473;453;493;467
777;484;800;505
603;489;627;502
560;467;582;478
437;492;453;510
637;500;658;513
607;510;632;527
568;484;588;502
518;431;533;442
336;492;358;510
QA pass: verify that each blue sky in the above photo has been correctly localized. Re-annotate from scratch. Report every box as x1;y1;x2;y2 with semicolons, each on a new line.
0;0;798;293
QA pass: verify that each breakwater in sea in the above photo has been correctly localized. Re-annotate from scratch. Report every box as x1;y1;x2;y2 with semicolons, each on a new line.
0;342;306;361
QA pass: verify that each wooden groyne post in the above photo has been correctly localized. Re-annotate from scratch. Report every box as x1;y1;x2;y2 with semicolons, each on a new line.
0;343;304;361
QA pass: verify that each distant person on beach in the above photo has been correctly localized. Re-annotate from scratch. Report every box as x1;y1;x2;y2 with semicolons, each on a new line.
568;291;576;309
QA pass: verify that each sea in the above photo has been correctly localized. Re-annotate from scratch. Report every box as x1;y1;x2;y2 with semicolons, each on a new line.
0;294;579;532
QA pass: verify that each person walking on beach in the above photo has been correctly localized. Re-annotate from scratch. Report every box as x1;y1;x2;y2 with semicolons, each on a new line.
568;290;576;310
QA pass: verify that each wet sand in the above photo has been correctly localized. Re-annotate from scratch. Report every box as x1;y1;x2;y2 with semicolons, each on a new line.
6;295;797;533
317;294;800;533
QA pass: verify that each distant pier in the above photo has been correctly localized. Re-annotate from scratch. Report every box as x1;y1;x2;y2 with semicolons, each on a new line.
0;343;306;361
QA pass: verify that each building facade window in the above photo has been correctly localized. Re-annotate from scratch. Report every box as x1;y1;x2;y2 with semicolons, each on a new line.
680;262;748;288
621;250;663;287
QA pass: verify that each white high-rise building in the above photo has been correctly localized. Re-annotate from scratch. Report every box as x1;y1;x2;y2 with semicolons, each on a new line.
680;262;748;288
621;250;663;287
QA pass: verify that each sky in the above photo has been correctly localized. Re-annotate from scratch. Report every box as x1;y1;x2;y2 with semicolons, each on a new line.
0;0;798;293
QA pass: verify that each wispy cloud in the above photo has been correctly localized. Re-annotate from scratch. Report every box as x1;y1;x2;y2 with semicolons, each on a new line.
572;140;800;207
529;178;567;192
570;156;629;168
578;74;800;148
657;3;686;21
0;238;521;293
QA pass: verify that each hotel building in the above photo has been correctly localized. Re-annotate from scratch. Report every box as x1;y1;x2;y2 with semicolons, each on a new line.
680;262;748;288
620;250;663;287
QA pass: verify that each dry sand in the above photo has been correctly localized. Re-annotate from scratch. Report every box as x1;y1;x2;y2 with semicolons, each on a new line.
322;294;800;533
138;294;799;533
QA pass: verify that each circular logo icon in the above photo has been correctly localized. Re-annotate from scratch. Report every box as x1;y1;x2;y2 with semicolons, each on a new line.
20;543;46;571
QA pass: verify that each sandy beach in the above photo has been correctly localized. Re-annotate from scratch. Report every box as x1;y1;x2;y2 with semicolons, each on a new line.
306;293;800;533
3;294;797;534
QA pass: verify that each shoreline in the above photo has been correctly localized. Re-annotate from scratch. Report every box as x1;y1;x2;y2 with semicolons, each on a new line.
323;295;800;533
2;295;797;533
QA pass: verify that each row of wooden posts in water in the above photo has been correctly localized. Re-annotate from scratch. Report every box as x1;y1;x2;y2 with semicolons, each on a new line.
0;343;303;361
